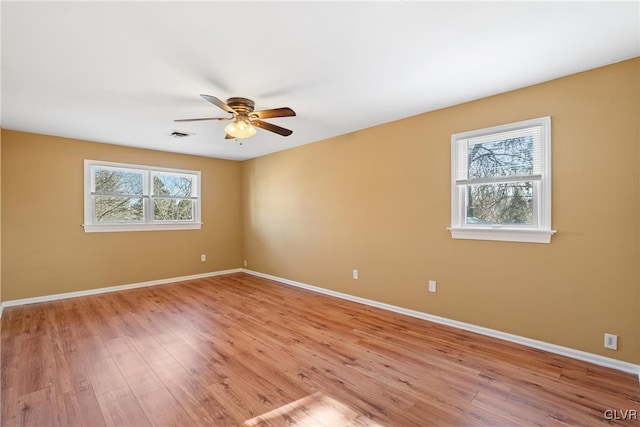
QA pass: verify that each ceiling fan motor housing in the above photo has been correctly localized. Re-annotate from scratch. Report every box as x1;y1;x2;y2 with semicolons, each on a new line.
226;97;255;116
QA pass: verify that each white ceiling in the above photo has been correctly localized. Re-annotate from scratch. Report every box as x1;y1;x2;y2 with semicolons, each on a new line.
2;1;639;161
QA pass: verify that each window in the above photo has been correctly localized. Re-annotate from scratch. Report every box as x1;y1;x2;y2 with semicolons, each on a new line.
83;160;201;232
449;116;555;243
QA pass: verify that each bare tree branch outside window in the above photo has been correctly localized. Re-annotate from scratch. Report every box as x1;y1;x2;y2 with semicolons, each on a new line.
466;136;534;225
94;169;144;221
153;174;194;221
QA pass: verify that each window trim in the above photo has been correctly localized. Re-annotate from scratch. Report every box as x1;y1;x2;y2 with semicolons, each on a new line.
83;159;202;233
449;116;556;244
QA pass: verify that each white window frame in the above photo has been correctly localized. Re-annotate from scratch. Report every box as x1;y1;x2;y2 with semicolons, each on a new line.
83;159;202;233
449;116;556;244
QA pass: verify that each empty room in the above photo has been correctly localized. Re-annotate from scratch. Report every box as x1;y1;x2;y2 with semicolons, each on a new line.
1;1;639;426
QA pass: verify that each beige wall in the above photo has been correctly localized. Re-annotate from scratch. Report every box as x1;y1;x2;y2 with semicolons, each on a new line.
242;58;640;364
1;131;243;301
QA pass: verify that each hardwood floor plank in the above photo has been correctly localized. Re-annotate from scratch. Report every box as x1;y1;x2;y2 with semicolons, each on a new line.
1;387;20;426
49;342;90;395
407;396;516;427
161;373;237;425
2;272;639;426
74;335;111;364
471;390;547;427
56;388;106;427
110;350;165;397
85;358;128;396
95;386;151;427
244;391;379;427
145;354;192;385
12;337;55;396
138;388;196;427
10;387;60;427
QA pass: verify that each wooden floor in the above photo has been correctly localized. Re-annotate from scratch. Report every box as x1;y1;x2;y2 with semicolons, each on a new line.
1;273;639;426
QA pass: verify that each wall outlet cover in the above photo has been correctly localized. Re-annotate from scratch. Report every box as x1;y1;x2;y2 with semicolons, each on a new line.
428;280;437;293
604;333;618;350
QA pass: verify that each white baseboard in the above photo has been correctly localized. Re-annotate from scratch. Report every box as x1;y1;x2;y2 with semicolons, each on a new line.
1;268;243;309
243;269;640;380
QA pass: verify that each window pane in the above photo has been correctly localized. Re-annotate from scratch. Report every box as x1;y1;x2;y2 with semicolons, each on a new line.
467;182;533;225
95;196;144;222
153;198;194;221
468;135;534;179
94;168;143;195
153;174;193;198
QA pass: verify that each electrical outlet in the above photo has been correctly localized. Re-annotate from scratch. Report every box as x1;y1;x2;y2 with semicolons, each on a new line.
428;280;437;293
243;260;247;267
200;254;206;262
604;333;618;350
353;269;359;280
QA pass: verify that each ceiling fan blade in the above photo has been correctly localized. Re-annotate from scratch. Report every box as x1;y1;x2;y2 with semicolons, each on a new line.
253;119;293;137
225;133;235;140
252;107;296;119
174;117;231;122
200;94;237;114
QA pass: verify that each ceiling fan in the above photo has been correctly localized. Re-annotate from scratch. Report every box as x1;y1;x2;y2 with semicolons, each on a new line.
175;94;296;139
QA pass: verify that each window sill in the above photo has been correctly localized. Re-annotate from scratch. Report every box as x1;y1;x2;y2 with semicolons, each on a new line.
83;223;202;233
448;227;556;244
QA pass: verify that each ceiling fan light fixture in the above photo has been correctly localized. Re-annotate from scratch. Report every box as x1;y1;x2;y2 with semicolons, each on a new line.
225;117;257;139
